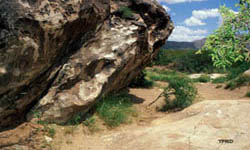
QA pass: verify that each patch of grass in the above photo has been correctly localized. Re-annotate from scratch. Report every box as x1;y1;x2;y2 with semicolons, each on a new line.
145;69;187;82
212;76;227;83
33;110;56;138
119;6;134;19
83;116;96;126
193;75;211;83
95;92;136;128
41;125;56;138
47;127;56;138
82;116;100;133
147;72;167;81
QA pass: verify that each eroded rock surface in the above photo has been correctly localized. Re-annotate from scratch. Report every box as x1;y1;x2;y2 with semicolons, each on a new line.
0;0;173;129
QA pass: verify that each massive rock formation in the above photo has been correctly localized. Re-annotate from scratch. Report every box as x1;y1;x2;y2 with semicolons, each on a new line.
0;0;173;129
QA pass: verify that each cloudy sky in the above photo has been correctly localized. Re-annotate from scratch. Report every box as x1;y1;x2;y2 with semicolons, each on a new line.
158;0;239;42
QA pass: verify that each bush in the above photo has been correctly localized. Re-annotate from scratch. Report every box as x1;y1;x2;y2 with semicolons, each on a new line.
226;62;250;80
225;75;250;90
145;69;197;110
95;92;136;128
211;62;250;84
163;76;197;110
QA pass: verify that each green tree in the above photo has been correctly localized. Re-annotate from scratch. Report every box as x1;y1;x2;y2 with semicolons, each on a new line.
198;0;250;69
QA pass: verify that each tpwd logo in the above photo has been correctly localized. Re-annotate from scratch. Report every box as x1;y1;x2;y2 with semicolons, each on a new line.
218;139;234;144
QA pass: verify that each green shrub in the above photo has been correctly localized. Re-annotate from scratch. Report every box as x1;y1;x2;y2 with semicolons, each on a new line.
193;75;211;83
226;62;250;80
225;75;250;90
129;71;154;88
145;69;197;110
95;92;136;128
119;6;134;19
210;62;250;84
163;76;197;111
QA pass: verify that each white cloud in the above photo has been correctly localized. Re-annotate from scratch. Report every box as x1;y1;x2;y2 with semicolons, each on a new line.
158;0;207;4
192;9;219;19
162;5;171;12
184;16;205;26
184;8;220;26
168;26;207;42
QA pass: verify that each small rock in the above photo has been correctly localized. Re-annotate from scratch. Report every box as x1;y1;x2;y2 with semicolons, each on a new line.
44;136;53;143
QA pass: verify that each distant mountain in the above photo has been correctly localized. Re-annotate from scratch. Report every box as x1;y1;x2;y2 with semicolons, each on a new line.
193;38;206;49
163;38;206;50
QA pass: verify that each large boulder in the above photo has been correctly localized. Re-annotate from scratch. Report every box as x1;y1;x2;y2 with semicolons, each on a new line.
0;0;173;129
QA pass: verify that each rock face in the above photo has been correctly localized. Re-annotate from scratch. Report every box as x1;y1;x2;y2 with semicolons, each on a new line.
0;0;173;129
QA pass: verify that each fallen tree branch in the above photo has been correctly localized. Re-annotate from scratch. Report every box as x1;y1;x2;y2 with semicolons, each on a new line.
148;91;175;106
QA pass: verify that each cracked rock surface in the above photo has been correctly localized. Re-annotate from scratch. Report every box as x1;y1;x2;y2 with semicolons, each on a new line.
0;0;173;129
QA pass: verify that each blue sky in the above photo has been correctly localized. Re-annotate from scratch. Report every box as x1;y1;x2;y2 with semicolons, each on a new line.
158;0;239;42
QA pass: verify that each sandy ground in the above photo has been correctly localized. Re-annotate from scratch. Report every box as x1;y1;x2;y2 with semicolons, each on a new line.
195;82;250;100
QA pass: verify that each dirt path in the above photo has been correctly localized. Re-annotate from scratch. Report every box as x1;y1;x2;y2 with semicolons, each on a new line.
196;83;250;100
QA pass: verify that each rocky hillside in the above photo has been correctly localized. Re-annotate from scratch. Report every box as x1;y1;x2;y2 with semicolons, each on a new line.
162;38;206;50
0;0;173;130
